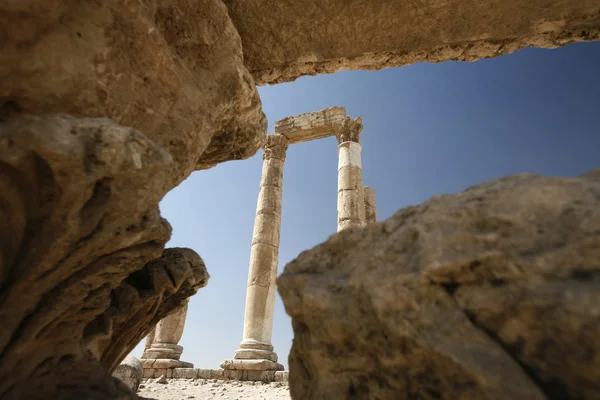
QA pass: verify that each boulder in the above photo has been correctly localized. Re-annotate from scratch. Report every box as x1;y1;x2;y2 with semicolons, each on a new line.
278;169;600;399
113;355;143;392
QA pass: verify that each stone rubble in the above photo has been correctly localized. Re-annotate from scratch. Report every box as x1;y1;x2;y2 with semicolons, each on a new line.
137;379;291;400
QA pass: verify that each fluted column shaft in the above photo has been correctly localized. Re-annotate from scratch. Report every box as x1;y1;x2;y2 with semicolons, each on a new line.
336;117;366;231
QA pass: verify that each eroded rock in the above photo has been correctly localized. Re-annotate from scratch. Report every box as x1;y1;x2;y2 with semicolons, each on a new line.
113;355;143;392
0;115;209;399
225;0;600;85
278;169;600;399
0;0;267;181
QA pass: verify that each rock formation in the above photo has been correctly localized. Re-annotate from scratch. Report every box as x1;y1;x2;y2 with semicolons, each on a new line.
0;116;209;399
0;0;267;180
226;0;600;84
278;169;600;399
113;355;143;392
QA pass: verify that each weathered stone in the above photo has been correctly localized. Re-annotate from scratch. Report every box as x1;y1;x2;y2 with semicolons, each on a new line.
278;169;600;399
0;115;209;400
141;299;194;373
363;186;377;224
275;107;347;143
223;135;288;371
113;355;143;392
171;368;198;380
0;0;267;181
221;359;284;372
336;119;365;231
156;375;168;384
225;0;600;85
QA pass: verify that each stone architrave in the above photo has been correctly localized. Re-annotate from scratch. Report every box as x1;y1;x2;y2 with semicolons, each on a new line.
364;186;377;224
141;299;193;369
222;135;289;372
335;117;366;231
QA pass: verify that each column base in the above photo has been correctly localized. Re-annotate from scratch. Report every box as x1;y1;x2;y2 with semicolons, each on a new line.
221;340;284;371
141;343;183;360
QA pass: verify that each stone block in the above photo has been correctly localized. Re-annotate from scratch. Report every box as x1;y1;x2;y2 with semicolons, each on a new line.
275;107;347;143
337;189;366;221
221;359;284;371
172;368;198;379
223;369;243;380
251;213;281;247
337;166;363;190
274;372;289;382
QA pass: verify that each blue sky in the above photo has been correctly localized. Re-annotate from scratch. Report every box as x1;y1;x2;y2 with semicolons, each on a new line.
132;42;600;369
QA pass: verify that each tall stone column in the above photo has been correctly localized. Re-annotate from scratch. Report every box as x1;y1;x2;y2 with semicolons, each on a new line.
222;135;288;372
364;186;377;224
141;299;193;370
336;117;366;231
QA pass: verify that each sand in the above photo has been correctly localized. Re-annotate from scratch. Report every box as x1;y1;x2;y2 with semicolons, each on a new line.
137;378;291;400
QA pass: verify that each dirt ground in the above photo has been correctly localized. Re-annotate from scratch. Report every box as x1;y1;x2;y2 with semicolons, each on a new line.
138;378;291;400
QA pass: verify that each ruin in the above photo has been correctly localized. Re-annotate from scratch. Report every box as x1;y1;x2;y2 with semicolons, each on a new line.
220;107;374;377
1;0;599;398
141;107;377;380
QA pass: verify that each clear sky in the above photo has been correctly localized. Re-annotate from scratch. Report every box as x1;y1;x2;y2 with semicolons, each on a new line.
132;42;600;370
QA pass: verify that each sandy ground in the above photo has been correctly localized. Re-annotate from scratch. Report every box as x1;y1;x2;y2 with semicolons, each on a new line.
138;378;291;400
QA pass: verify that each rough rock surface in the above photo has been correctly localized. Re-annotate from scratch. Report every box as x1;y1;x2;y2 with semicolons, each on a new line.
113;355;144;392
278;169;600;399
0;0;267;180
0;115;209;400
225;0;600;85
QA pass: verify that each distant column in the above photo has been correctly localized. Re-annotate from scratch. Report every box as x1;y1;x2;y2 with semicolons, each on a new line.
222;135;287;372
141;299;193;369
335;117;366;231
364;186;377;224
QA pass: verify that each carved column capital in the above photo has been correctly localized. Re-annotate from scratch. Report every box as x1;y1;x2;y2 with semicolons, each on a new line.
263;134;289;161
335;116;363;144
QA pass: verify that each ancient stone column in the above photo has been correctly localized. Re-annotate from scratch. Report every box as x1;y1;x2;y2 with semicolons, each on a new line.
364;186;377;224
336;117;366;231
222;135;288;372
141;299;193;369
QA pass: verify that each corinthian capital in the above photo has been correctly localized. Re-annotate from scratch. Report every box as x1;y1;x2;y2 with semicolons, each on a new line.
335;116;363;144
263;134;289;161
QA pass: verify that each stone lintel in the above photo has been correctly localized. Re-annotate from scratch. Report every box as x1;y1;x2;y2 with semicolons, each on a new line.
274;106;347;144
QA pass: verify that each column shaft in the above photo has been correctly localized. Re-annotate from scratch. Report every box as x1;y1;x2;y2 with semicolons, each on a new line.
222;135;287;372
337;141;366;231
242;153;284;346
364;186;377;224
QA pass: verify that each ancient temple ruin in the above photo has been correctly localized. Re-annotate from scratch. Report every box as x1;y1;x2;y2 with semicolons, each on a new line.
141;106;378;379
2;0;599;398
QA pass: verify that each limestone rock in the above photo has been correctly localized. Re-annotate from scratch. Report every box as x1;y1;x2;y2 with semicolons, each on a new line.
113;355;143;392
156;375;168;384
0;0;267;182
278;169;600;399
0;115;209;400
225;0;600;85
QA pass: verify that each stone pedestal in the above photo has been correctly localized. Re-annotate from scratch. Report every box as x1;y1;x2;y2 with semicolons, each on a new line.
364;186;377;224
335;117;366;231
222;135;288;372
141;300;193;371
